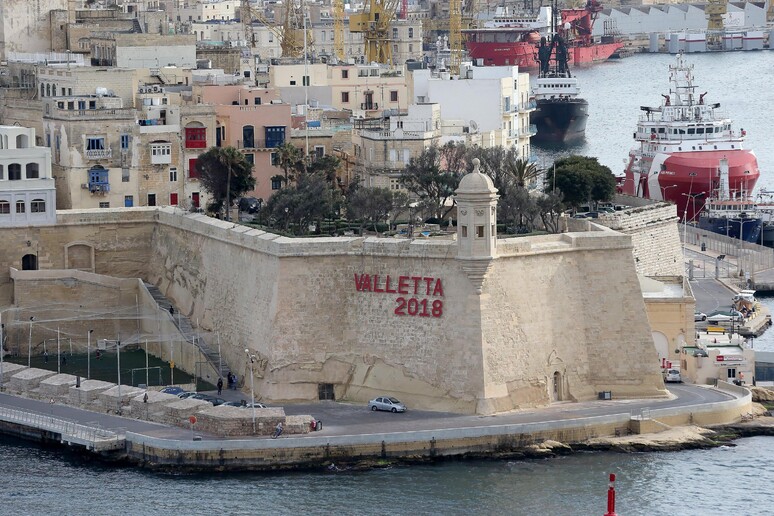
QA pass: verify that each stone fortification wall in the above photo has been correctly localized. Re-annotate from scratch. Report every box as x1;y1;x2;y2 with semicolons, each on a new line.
147;210;666;414
1;206;671;414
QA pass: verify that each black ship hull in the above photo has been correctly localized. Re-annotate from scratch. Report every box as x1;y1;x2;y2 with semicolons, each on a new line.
530;98;589;143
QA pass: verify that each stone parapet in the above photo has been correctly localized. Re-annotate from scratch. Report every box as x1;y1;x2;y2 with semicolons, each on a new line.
39;373;78;401
69;379;114;408
0;363;26;384
8;368;56;395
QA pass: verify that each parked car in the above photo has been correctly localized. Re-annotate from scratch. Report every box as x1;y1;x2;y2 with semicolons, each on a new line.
177;392;197;399
368;396;407;413
664;369;682;383
160;386;186;396
222;401;245;407
241;402;267;409
707;310;745;324
694;312;707;322
201;395;226;406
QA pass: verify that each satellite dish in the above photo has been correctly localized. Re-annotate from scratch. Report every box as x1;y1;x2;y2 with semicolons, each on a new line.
469;120;479;133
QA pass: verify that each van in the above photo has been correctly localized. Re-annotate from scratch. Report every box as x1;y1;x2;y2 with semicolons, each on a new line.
664;369;682;383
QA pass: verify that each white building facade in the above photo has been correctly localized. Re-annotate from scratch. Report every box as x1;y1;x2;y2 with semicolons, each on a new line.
0;126;57;227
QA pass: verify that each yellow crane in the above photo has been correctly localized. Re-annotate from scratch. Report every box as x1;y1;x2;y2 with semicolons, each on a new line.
705;0;727;47
334;0;345;60
449;0;462;74
349;0;400;64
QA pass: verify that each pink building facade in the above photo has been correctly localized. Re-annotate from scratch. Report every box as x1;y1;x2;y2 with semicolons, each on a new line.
199;85;292;203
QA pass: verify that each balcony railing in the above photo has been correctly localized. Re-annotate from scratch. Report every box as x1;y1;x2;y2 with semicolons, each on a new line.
237;139;284;150
360;103;379;111
83;182;110;194
85;148;112;159
518;100;537;112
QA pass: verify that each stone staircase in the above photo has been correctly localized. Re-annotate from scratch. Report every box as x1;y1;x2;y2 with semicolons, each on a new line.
143;282;228;381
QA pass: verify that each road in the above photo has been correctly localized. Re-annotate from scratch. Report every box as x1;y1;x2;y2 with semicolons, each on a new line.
691;278;737;315
1;384;732;441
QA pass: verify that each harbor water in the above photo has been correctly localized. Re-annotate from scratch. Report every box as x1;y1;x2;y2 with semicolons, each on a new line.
2;52;774;513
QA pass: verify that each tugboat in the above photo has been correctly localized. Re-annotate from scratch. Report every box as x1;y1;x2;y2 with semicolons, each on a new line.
697;159;762;243
620;53;760;222
531;35;589;143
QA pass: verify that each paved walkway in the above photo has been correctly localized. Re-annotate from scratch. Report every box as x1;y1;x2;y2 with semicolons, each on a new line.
1;384;733;442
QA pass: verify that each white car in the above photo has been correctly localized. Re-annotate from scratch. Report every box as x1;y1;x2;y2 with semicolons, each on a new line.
368;396;407;413
707;310;745;324
664;369;682;383
694;312;707;322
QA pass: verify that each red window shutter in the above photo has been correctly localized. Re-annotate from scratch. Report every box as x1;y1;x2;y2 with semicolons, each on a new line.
170;193;179;206
185;127;207;149
189;158;199;178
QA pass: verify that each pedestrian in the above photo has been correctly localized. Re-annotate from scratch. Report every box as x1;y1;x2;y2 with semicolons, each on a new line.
44;350;49;363
217;377;223;395
169;305;174;317
227;372;233;389
272;421;283;439
143;392;149;403
96;349;101;360
61;355;66;366
232;373;238;390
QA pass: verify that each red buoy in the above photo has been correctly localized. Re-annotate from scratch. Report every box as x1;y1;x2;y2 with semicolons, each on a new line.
604;473;618;516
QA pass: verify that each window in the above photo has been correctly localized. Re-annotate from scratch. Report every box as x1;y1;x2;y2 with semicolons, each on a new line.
169;167;178;182
242;125;255;148
86;137;105;150
271;178;282;190
245;153;254;164
254;97;261;105
341;69;348;79
184;127;207;148
461;226;467;237
409;44;413;53
341;91;350;103
392;28;398;40
122;168;130;182
271;152;279;166
0;164;3;179
124;195;134;208
264;126;285;148
150;142;172;164
8;164;21;180
147;193;156;206
476;225;484;238
170;192;179;206
315;146;325;159
290;80;296;86
390;91;398;102
25;163;39;179
120;134;130;150
189;158;199;179
99;202;110;208
408;28;414;38
16;200;25;213
30;199;45;213
302;75;310;86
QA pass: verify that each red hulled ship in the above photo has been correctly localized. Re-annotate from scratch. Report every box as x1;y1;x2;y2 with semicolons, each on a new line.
620;53;760;221
463;1;622;69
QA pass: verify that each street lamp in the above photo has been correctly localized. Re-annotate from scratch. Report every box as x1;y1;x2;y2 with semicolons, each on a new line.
0;318;5;392
739;218;759;284
284;206;289;233
87;329;94;380
660;184;677;200
27;316;34;367
245;348;256;434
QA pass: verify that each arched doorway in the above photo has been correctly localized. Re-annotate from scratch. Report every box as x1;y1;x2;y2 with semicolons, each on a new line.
552;371;563;401
21;254;38;270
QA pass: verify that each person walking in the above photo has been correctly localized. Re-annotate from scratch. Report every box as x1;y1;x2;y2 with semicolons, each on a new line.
44;350;49;363
227;372;233;390
217;377;223;395
232;373;238;390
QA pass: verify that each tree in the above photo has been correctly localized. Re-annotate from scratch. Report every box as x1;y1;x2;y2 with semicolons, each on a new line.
346;186;393;233
399;143;464;219
195;146;255;219
307;155;341;185
549;155;616;210
273;142;304;186
265;172;343;235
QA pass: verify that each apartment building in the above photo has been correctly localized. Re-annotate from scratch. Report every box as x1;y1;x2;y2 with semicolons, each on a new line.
198;84;292;202
0;125;57;229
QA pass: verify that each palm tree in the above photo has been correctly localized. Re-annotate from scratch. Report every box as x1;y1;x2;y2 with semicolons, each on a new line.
195;146;255;220
508;154;542;189
274;142;303;186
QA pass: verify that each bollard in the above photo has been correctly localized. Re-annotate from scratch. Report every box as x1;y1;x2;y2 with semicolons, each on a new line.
604;473;618;516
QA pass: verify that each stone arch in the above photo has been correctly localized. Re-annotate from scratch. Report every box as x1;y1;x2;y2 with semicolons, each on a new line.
21;254;38;271
552;371;563;401
16;133;29;149
652;331;670;362
64;241;95;271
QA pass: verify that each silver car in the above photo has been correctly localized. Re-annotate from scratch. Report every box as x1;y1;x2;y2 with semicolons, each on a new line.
369;396;407;413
